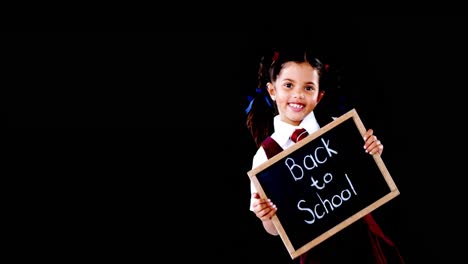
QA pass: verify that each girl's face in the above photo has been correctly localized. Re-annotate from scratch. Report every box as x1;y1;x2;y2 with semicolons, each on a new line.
267;62;321;126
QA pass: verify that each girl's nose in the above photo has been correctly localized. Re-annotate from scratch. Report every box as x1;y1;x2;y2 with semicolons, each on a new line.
293;91;304;99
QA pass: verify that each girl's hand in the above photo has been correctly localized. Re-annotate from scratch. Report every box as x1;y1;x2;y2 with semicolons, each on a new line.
251;192;277;221
363;129;383;155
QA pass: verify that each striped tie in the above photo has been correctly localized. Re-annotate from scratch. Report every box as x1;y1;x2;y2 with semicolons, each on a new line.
291;128;309;143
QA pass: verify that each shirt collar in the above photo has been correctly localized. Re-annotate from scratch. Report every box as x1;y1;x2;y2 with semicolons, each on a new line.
271;111;321;147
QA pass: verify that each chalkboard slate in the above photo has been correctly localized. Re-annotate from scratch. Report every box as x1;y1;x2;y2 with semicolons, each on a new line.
247;109;400;259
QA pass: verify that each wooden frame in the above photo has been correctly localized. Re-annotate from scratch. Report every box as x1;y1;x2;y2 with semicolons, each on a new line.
247;108;400;259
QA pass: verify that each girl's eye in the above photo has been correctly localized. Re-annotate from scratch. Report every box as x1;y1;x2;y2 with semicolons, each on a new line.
305;86;314;91
285;83;293;88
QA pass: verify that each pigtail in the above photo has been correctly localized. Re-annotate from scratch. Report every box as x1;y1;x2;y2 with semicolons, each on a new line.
246;52;277;148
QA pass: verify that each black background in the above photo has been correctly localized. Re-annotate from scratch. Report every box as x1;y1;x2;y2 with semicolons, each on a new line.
6;17;466;263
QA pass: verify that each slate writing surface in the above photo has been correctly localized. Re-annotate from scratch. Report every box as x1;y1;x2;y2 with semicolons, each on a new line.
248;109;399;259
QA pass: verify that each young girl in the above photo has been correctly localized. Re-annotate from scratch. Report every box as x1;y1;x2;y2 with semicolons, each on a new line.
246;47;404;264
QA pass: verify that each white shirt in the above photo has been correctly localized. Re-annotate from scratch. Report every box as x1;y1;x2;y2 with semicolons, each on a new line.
249;111;321;211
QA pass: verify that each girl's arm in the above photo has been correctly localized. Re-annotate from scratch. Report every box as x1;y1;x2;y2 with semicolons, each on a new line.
251;192;279;236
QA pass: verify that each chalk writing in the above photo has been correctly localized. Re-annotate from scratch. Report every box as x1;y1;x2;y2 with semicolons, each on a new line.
284;137;357;225
297;173;357;224
285;137;338;182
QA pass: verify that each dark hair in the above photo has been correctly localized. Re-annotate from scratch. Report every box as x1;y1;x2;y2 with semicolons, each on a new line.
246;47;326;147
